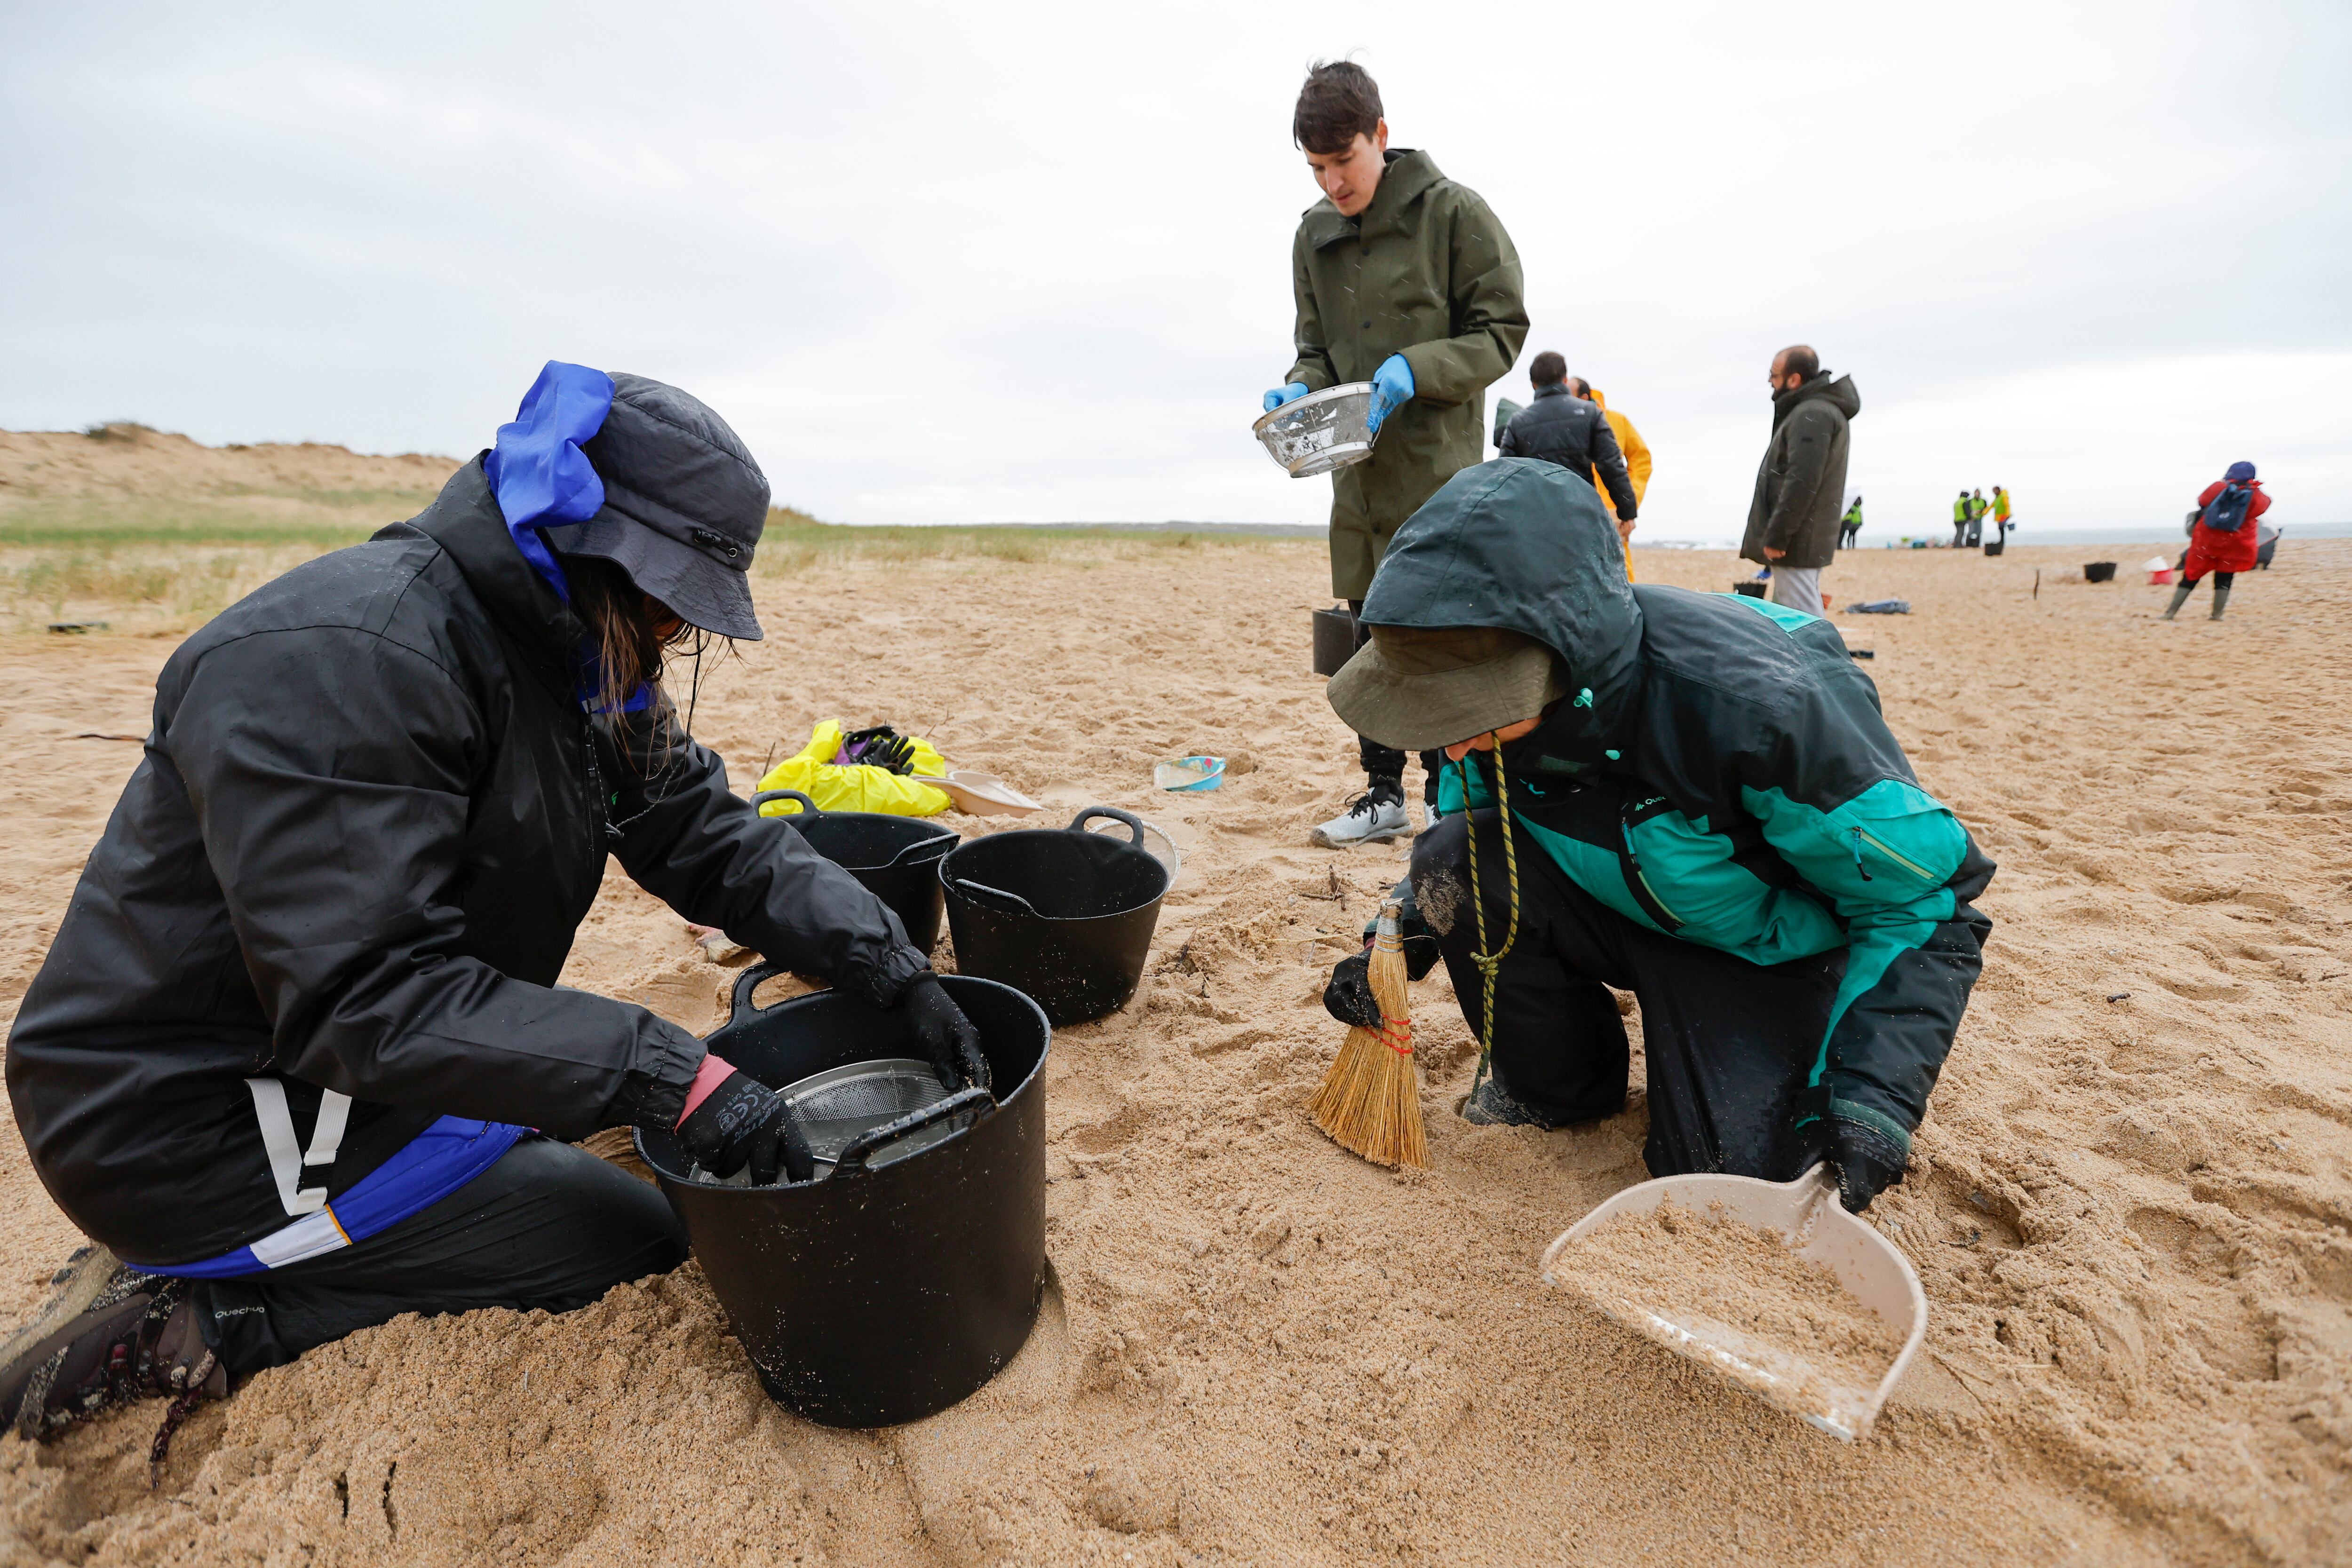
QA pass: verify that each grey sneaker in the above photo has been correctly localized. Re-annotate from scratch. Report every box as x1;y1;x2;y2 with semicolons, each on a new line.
1311;787;1411;848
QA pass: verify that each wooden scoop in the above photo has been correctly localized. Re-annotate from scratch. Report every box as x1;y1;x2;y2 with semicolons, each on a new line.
911;770;1044;817
1540;1165;1926;1441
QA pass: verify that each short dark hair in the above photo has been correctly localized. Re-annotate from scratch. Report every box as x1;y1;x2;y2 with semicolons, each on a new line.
1564;376;1591;398
1294;62;1383;154
1775;344;1820;381
1529;351;1566;386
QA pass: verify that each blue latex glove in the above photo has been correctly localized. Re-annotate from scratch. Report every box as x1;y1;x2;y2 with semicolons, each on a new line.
1366;354;1414;435
1263;382;1311;413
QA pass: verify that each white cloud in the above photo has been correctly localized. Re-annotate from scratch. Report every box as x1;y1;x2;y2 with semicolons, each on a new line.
1;0;2344;532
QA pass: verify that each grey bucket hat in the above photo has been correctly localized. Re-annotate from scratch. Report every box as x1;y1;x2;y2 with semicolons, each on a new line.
542;372;771;641
1327;623;1569;752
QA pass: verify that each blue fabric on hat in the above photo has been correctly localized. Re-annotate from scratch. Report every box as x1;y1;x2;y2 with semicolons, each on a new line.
484;361;616;602
2225;460;2257;482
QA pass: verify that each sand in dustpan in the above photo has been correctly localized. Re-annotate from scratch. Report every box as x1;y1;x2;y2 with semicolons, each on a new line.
1549;1200;1905;1408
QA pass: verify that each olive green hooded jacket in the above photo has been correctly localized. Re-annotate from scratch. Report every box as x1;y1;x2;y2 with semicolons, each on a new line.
1285;150;1527;599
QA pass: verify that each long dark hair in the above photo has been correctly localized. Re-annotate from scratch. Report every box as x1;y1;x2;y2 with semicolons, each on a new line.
565;557;721;759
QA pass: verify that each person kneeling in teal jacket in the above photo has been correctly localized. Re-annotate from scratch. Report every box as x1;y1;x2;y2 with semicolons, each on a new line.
1321;457;1995;1212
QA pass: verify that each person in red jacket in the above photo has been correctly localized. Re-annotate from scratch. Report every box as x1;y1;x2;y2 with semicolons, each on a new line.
2167;461;2269;621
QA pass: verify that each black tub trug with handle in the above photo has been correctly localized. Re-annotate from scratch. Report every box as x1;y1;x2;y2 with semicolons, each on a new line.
753;788;959;953
635;964;1049;1428
938;807;1170;1026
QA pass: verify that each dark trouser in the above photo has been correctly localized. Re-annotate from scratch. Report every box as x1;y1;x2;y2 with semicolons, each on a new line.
2181;568;2236;590
1838;525;1859;548
1349;600;1446;807
1413;811;1843;1182
193;1138;687;1377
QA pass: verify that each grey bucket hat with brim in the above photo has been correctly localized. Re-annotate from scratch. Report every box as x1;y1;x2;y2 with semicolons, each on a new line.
1327;623;1570;753
542;372;771;641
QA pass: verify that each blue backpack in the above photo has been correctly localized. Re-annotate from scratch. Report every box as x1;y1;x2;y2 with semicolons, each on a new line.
2202;481;2254;533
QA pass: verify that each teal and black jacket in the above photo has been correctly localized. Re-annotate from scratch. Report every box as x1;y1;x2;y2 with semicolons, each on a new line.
1365;459;1994;1155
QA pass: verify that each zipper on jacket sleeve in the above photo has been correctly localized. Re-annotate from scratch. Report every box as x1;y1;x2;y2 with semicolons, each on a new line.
1851;824;1936;883
1616;801;1684;933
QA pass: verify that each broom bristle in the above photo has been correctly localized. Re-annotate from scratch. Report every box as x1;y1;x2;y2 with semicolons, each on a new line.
1310;900;1429;1170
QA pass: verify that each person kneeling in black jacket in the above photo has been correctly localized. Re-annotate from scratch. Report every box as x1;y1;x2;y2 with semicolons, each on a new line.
1;363;986;1450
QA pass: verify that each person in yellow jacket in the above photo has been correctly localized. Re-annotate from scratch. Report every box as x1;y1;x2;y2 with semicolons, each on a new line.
1567;378;1650;575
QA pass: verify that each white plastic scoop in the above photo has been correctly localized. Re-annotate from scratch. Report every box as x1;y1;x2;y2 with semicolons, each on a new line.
911;771;1044;816
1540;1165;1926;1441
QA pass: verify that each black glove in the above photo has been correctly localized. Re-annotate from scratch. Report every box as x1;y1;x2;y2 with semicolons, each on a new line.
840;725;918;775
1323;947;1381;1029
902;973;990;1093
1828;1115;1909;1213
675;1070;815;1185
1358;879;1441;982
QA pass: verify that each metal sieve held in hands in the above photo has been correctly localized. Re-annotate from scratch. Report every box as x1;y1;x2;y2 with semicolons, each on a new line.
1252;383;1379;477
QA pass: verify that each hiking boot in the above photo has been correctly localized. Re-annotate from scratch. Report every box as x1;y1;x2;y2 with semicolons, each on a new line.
0;1246;223;1444
1458;1074;1560;1128
1311;782;1410;849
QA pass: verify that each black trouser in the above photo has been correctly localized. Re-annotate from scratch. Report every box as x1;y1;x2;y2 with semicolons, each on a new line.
1413;811;1843;1182
1838;525;1859;548
1348;600;1446;807
193;1138;687;1377
2180;568;2236;590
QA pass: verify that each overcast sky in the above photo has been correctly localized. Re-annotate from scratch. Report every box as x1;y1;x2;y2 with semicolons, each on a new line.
4;1;2346;540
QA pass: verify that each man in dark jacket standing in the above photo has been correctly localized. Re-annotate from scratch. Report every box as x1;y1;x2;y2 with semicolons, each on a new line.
1498;352;1639;525
1264;61;1528;848
1739;345;1859;617
2;364;986;1443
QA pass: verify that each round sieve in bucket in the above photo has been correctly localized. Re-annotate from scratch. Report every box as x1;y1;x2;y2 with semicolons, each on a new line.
686;1057;961;1186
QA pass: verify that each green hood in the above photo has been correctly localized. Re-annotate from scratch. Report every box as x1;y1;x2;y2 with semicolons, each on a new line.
1357;457;1640;763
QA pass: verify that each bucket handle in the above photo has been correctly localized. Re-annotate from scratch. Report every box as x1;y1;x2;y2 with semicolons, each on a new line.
834;1085;996;1176
952;878;1044;919
882;823;961;869
1070;805;1146;847
726;960;793;1027
753;788;820;820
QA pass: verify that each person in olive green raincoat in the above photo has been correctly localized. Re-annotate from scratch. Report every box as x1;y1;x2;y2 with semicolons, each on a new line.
1266;62;1529;849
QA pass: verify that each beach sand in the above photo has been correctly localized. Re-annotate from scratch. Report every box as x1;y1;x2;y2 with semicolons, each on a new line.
3;530;2348;1566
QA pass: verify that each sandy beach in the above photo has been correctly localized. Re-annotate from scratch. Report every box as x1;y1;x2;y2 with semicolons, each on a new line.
2;481;2348;1564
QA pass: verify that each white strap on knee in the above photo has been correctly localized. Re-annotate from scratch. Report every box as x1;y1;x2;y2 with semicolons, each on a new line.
247;1079;352;1217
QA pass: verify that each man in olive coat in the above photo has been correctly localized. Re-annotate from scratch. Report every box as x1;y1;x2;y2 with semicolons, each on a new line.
1265;62;1529;847
1739;344;1860;618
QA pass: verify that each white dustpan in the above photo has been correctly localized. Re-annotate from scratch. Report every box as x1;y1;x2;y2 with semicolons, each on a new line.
912;770;1043;817
1540;1164;1926;1441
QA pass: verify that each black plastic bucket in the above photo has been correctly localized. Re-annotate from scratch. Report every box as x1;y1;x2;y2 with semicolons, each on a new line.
938;807;1169;1026
754;789;958;953
635;965;1048;1427
1311;605;1359;676
2084;561;2118;583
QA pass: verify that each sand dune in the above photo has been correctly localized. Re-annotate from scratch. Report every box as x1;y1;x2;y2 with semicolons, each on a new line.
3;535;2347;1565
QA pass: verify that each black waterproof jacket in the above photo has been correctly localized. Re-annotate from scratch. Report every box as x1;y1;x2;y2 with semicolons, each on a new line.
1497;384;1638;519
1365;459;1993;1153
1741;374;1859;570
7;459;927;1266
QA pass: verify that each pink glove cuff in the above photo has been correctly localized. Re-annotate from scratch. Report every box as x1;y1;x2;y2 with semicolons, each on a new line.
677;1053;736;1126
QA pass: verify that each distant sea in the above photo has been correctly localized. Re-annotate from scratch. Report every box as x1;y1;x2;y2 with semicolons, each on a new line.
1636;521;2352;550
919;520;2352;548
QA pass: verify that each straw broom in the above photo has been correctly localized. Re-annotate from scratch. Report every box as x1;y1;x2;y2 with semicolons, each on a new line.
1308;899;1429;1170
